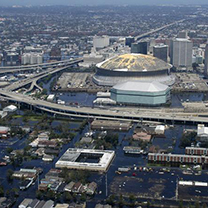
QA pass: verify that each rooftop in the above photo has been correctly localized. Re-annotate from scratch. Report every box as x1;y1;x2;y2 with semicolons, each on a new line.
55;148;115;172
112;81;169;92
97;53;170;72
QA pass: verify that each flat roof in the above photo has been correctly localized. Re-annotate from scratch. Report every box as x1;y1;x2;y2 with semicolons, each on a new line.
112;81;169;92
55;148;115;172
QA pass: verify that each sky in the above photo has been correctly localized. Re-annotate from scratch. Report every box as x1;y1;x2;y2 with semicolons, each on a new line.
0;0;207;6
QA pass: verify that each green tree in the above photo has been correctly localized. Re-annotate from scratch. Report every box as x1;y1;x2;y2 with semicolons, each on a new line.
6;147;13;154
6;169;14;183
179;200;184;208
202;203;207;208
118;194;124;208
63;192;73;202
195;201;200;208
106;194;116;206
0;186;4;197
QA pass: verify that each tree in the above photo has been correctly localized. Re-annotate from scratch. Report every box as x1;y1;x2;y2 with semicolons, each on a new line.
202;203;207;208
106;194;116;206
63;192;73;202
6;147;13;154
6;169;14;183
195;201;200;208
0;186;4;197
80;193;87;201
129;194;136;202
179;200;184;208
118;194;125;208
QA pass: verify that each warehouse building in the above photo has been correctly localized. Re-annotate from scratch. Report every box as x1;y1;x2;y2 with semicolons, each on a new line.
110;80;170;106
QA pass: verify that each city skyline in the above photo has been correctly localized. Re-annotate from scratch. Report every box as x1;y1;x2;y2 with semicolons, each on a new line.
0;0;207;6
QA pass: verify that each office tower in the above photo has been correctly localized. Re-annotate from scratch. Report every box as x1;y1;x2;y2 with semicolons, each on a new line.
170;38;193;68
204;43;208;77
177;30;188;39
131;41;148;54
93;36;110;50
153;45;168;62
125;36;135;47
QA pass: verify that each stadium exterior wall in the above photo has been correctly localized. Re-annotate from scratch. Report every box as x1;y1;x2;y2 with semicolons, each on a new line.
110;88;170;106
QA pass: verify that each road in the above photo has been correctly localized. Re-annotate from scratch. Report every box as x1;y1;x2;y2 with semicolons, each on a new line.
135;18;186;41
4;58;83;91
0;58;83;75
1;89;208;124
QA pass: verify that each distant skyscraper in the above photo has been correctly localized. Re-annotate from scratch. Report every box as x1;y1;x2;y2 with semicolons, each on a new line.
125;36;135;47
93;36;110;50
177;31;188;39
204;43;208;77
170;38;193;68
153;45;168;62
131;41;148;54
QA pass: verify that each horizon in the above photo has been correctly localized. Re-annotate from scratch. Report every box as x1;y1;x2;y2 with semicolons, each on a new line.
0;0;208;6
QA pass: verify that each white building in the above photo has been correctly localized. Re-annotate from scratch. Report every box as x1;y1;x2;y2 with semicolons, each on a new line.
93;36;110;50
170;38;193;68
155;125;165;134
47;94;55;102
55;148;115;172
21;53;43;65
197;124;208;141
3;105;17;112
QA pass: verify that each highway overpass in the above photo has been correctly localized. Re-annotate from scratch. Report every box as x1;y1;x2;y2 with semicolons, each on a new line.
0;58;83;75
4;58;83;91
0;89;208;125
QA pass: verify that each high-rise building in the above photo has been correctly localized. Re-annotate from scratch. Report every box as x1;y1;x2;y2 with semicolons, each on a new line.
21;53;43;65
125;36;135;47
5;52;19;66
177;30;188;39
170;38;193;68
153;45;168;62
204;43;208;77
131;41;148;54
93;36;110;50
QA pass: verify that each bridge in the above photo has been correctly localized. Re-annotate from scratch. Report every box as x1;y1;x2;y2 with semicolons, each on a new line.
0;89;208;125
4;58;83;91
134;19;186;41
0;58;83;75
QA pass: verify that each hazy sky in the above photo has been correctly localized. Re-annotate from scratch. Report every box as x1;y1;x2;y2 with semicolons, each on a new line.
0;0;207;6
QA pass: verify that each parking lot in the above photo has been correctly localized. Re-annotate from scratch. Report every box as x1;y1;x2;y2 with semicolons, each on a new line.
55;72;109;93
173;73;208;92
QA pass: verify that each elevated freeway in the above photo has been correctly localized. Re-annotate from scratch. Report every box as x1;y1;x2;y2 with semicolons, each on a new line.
135;19;186;41
0;89;208;124
0;58;83;75
4;58;83;91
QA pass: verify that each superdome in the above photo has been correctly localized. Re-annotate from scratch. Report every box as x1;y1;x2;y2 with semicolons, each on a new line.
93;53;175;86
97;54;171;72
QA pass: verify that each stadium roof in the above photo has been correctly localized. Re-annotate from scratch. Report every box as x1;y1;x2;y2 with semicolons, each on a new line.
113;81;169;92
97;53;171;72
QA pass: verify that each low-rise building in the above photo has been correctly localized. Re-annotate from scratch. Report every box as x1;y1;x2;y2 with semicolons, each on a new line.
186;147;208;156
19;198;33;208
64;181;75;192
197;124;208;141
155;125;165;135
86;182;97;195
55;148;115;172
